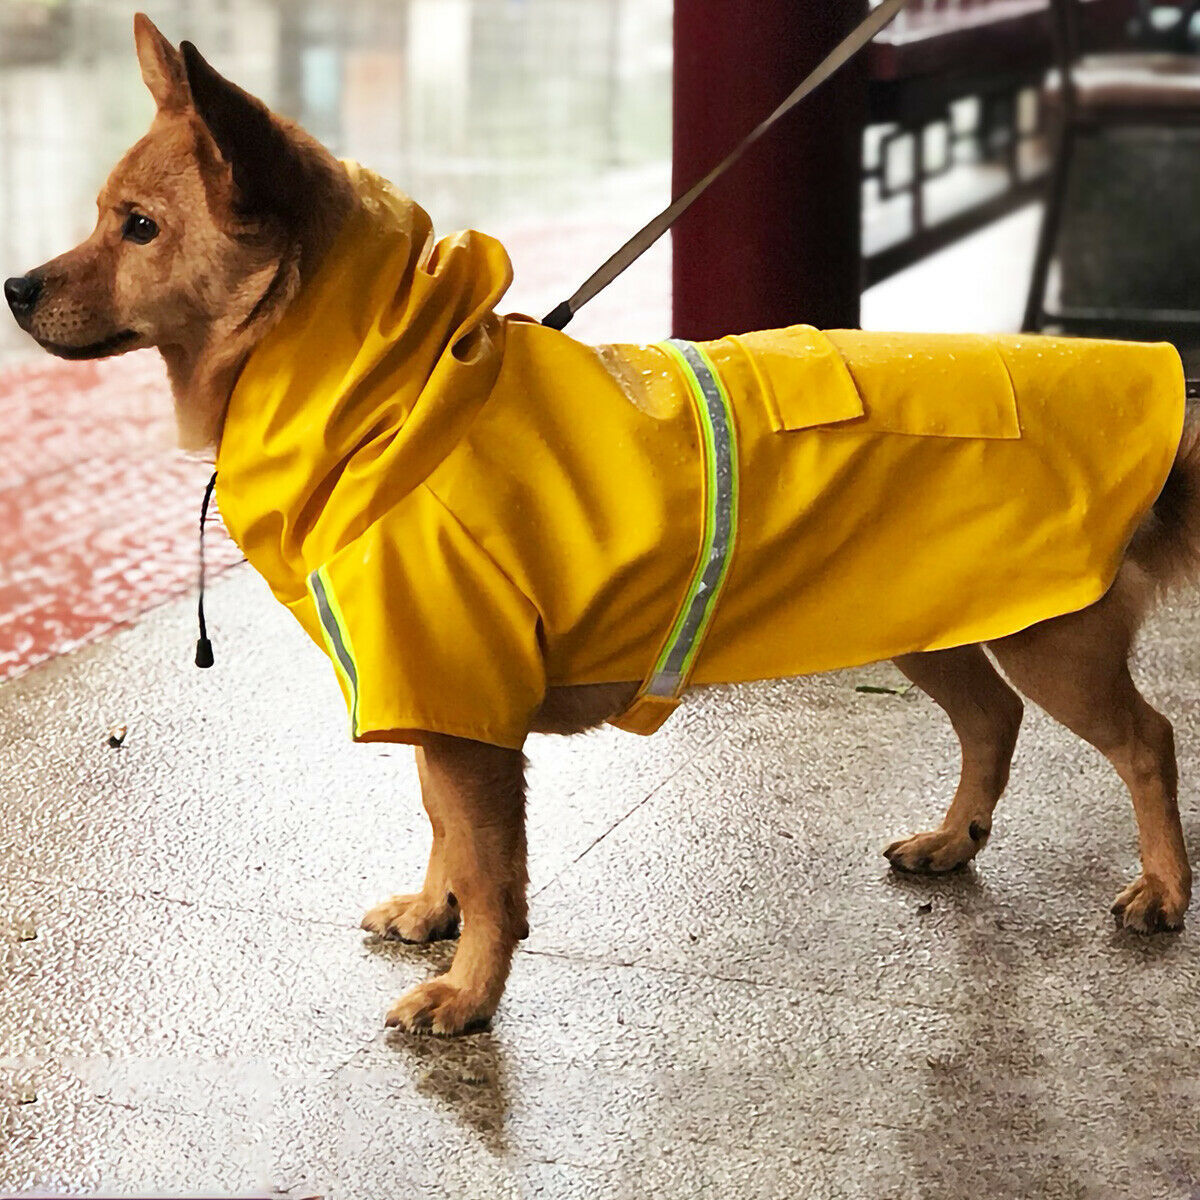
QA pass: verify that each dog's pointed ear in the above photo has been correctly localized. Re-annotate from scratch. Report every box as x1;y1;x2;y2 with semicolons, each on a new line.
180;40;303;218
134;14;188;111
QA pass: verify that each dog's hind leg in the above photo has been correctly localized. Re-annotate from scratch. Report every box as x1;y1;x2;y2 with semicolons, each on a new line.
987;589;1191;932
884;645;1024;873
384;734;528;1035
361;747;460;944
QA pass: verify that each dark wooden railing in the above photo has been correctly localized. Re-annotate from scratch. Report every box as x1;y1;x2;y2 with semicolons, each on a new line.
870;0;1131;85
863;0;1135;284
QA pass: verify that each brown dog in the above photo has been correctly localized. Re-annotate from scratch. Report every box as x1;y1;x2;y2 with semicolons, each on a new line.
5;16;1195;1035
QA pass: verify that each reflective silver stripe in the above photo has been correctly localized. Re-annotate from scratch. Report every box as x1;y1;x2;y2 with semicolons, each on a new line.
309;566;360;736
643;338;739;698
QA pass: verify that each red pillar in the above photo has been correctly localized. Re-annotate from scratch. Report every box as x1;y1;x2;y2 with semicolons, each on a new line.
672;0;867;341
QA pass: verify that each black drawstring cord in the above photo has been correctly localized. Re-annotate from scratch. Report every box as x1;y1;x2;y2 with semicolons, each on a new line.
195;471;217;668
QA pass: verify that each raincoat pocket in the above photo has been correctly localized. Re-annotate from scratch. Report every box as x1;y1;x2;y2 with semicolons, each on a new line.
735;326;1022;441
822;330;1022;440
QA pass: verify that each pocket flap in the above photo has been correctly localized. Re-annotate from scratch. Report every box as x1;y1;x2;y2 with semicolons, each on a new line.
822;331;1022;440
731;325;866;431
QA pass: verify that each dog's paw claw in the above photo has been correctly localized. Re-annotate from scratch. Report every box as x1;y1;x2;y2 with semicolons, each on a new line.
361;893;459;944
386;977;493;1036
1111;874;1188;933
884;827;981;875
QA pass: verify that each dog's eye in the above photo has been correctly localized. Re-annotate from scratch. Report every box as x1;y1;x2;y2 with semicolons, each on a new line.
122;212;159;245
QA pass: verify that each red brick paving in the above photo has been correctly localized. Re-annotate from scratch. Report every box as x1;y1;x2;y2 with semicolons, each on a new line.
0;352;242;681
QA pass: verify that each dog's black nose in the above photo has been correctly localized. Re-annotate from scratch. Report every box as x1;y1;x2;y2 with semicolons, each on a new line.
4;275;42;314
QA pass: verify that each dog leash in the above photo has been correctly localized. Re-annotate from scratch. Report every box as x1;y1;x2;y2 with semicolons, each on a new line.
191;0;909;668
541;0;912;331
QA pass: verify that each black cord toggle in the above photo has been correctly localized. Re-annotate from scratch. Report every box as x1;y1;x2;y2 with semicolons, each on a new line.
195;470;217;668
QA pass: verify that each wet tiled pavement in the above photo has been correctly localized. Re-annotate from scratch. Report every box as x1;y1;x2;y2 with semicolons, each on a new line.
2;567;1199;1197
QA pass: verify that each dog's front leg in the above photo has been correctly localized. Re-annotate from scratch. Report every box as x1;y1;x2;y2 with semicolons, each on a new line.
383;733;527;1035
361;747;460;943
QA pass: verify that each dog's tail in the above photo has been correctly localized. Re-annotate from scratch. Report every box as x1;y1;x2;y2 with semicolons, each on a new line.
1126;411;1200;592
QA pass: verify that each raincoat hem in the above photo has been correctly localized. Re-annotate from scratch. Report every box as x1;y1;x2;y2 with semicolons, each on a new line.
688;566;1136;689
354;721;529;750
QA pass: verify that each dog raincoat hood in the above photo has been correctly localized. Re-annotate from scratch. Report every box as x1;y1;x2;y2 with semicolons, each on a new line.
216;164;1185;749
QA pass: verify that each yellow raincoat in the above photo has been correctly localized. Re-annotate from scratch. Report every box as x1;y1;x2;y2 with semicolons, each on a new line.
216;165;1185;749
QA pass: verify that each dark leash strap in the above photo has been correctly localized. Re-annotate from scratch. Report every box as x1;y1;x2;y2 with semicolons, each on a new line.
541;0;913;331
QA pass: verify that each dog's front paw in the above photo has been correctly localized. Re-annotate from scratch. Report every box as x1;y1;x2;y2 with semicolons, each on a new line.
884;823;989;874
1111;873;1188;933
385;977;493;1036
361;892;459;943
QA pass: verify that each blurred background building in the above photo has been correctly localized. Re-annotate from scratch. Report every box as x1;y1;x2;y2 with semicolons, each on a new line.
0;0;673;357
7;1;1195;354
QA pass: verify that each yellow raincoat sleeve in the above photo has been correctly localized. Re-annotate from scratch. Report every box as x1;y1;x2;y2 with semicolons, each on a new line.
300;485;546;750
